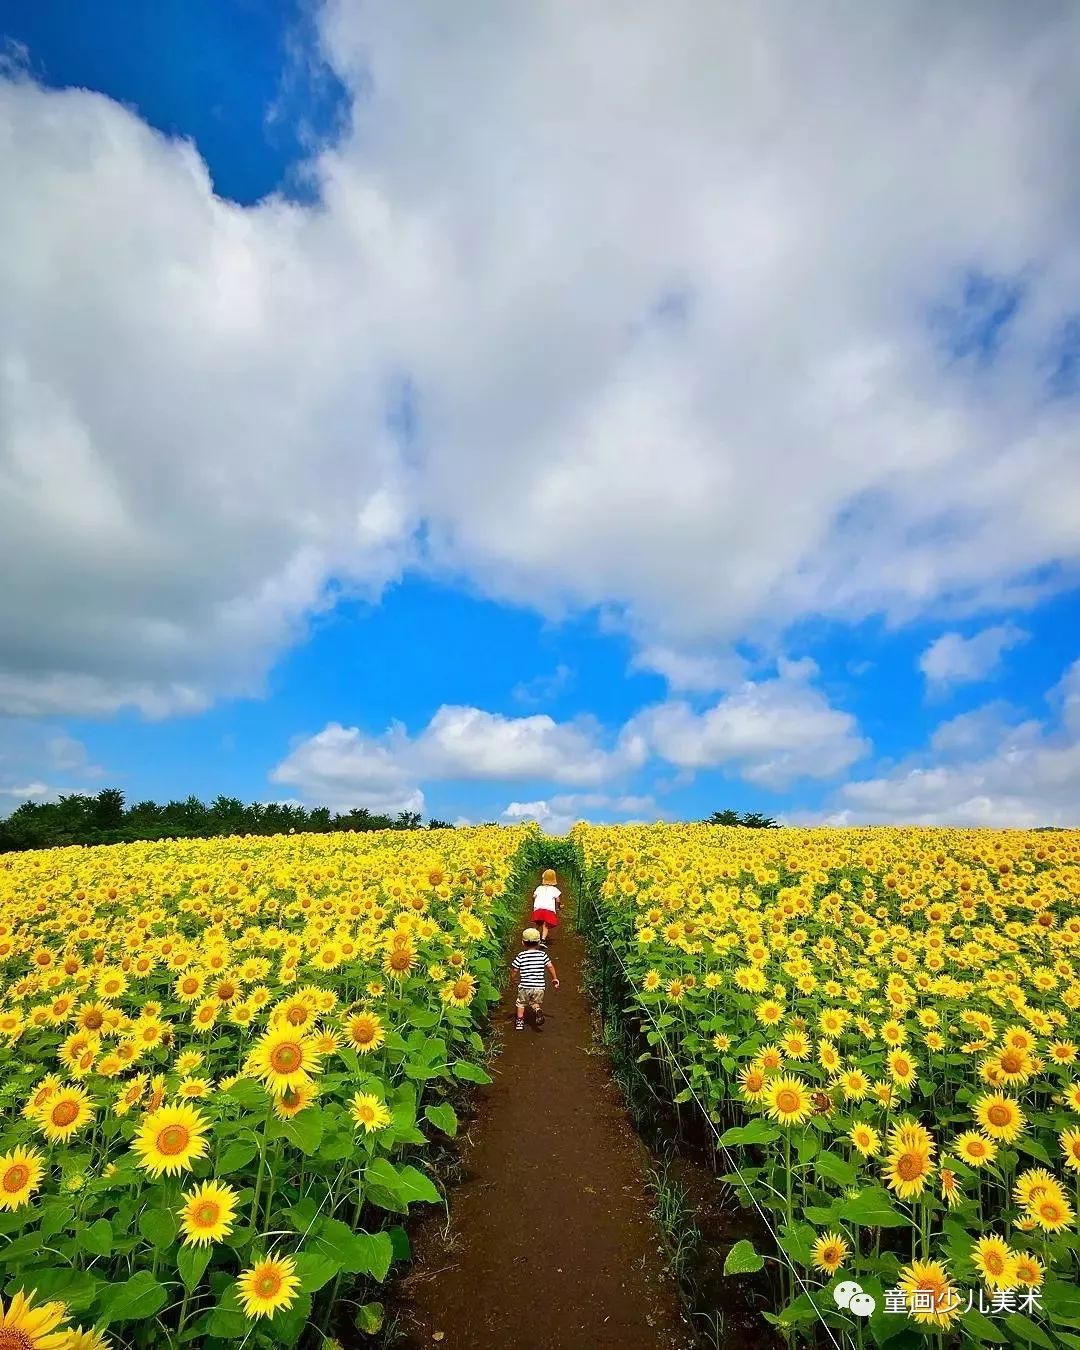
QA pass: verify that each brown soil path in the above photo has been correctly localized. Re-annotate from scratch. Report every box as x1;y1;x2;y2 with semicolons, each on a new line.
395;876;692;1350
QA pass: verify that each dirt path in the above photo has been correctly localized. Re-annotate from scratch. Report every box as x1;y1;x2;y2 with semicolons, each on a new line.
395;875;692;1350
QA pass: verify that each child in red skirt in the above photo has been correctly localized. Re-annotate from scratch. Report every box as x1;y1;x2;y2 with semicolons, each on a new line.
532;868;561;941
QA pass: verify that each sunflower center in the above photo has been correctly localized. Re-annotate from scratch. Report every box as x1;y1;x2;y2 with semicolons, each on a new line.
52;1100;79;1127
0;1328;36;1349
194;1201;220;1226
84;1011;104;1030
988;1105;1010;1126
1039;1200;1061;1220
896;1152;922;1180
255;1271;282;1298
776;1090;799;1114
270;1044;302;1073
157;1125;190;1155
986;1253;1004;1274
2;1165;29;1192
390;951;411;971
359;1105;375;1122
454;980;470;999
1001;1052;1023;1072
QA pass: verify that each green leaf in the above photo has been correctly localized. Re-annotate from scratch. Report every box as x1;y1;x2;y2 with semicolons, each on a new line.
355;1301;385;1335
961;1307;1007;1344
718;1119;781;1147
451;1060;493;1084
38;1200;75;1241
814;1150;858;1188
387;1225;411;1262
9;1268;98;1312
79;1217;113;1256
723;1238;765;1275
396;1164;441;1205
97;1271;167;1326
293;1250;340;1293
1005;1313;1055;1350
836;1186;908;1227
424;1102;459;1138
139;1205;178;1250
223;1078;268;1111
365;1157;403;1197
217;1135;259;1174
177;1242;213;1291
280;1106;324;1156
351;1231;395;1281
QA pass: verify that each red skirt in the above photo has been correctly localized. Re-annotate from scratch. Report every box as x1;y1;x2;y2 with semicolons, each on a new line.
532;908;559;928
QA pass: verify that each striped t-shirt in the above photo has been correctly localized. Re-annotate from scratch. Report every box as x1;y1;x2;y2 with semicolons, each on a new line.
512;947;549;989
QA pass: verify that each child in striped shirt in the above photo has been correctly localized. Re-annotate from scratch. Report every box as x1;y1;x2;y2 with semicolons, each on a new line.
512;927;559;1031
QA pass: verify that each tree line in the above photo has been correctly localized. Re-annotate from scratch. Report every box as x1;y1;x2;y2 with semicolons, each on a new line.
0;788;456;853
0;789;781;853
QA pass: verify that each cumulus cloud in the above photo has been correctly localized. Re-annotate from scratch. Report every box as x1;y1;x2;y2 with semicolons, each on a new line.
270;705;646;812
629;646;747;692
502;793;659;836
820;658;1080;826
919;624;1029;690
628;665;869;789
3;5;1080;715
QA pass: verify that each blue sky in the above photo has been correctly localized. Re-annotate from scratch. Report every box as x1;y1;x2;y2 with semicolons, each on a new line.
1;2;1078;829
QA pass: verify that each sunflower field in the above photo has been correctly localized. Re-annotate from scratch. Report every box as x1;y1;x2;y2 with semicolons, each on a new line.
0;827;525;1349
574;823;1080;1348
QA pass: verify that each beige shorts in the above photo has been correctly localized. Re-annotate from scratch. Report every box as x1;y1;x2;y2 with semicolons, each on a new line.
517;987;545;1010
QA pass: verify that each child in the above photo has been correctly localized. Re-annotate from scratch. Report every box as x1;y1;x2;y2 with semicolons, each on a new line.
531;867;561;942
512;927;559;1031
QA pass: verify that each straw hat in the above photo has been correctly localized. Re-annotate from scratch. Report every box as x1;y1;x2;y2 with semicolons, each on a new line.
522;927;541;943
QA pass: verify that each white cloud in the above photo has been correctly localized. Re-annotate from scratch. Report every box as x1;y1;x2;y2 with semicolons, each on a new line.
628;666;869;789
821;658;1080;826
502;792;659;835
630;645;747;692
0;720;105;813
3;6;1080;714
919;623;1028;690
512;663;573;705
270;705;646;812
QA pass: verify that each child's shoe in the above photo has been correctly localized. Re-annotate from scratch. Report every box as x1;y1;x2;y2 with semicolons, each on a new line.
535;1011;545;1028
515;1017;524;1030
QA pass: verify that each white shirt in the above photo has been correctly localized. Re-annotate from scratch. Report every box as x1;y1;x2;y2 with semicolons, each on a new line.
532;884;560;912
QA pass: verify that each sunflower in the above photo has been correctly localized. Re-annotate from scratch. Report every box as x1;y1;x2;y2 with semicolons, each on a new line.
349;1092;392;1134
1013;1252;1045;1288
884;1144;934;1200
849;1121;881;1158
62;1330;112;1350
381;944;417;981
236;1254;301;1320
972;1235;1017;1290
952;1131;997;1168
22;1074;61;1121
131;1102;211;1177
738;1065;767;1104
973;1092;1026;1142
0;1288;72;1349
887;1048;917;1088
1027;1183;1075;1233
810;1231;849;1274
0;1147;45;1211
249;1027;321;1097
1059;1127;1080;1174
441;974;476;1007
763;1075;813;1126
178;1180;238;1246
839;1070;870;1101
897;1260;961;1328
939;1167;963;1209
36;1085;94;1143
273;1080;318;1119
